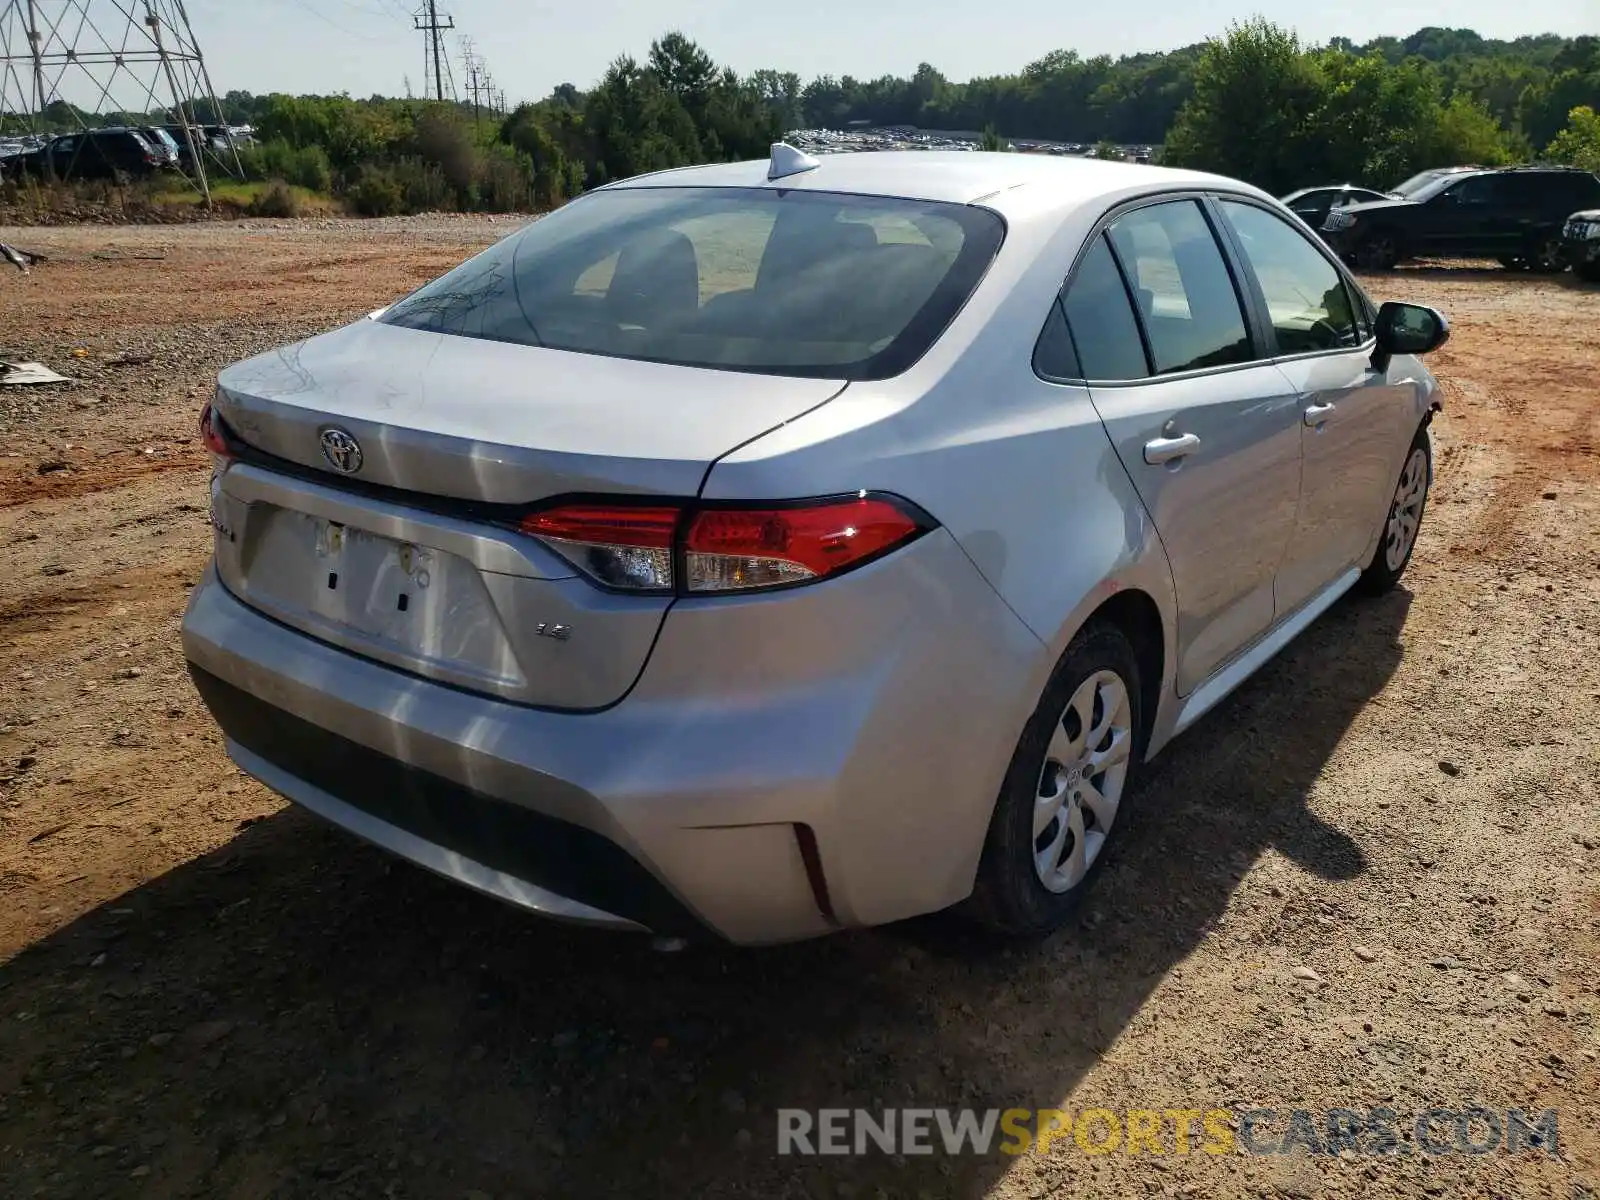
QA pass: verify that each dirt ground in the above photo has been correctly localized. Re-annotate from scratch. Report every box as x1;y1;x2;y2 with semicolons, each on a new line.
1;218;1597;1200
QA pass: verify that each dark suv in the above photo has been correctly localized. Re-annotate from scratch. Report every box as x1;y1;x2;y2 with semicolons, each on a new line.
1320;165;1600;271
10;127;174;183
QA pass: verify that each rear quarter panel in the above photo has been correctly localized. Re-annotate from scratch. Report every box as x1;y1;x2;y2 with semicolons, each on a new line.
703;183;1184;756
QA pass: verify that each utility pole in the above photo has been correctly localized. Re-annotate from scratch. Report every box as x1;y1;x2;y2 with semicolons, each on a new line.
413;1;453;102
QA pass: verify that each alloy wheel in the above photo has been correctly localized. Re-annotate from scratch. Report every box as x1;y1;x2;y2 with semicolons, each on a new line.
1385;447;1429;571
1033;670;1132;893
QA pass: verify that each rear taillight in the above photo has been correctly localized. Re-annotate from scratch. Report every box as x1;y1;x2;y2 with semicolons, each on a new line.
520;505;678;591
519;493;931;595
199;399;233;463
683;498;925;592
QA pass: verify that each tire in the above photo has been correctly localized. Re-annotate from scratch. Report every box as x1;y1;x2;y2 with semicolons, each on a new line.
1576;260;1600;283
1354;231;1401;271
1497;256;1527;271
966;622;1145;939
1524;234;1565;274
1358;425;1432;595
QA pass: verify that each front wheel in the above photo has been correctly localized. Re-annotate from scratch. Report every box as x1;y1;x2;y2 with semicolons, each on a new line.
1576;259;1600;283
1358;427;1432;594
966;622;1143;939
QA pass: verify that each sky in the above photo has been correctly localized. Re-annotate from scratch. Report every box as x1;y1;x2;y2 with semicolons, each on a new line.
83;0;1600;107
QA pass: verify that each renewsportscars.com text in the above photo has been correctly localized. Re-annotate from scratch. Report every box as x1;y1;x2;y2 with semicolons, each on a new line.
776;1107;1559;1157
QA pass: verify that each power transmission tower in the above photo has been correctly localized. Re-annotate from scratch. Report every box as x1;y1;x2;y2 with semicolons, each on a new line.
459;35;481;125
0;0;239;201
458;36;502;125
413;1;453;102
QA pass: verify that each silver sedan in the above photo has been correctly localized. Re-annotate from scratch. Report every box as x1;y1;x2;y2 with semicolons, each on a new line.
183;146;1447;943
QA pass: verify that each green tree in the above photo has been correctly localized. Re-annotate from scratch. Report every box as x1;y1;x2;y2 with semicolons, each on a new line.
1418;93;1519;170
749;69;805;131
583;55;702;183
1546;105;1600;171
1162;19;1327;192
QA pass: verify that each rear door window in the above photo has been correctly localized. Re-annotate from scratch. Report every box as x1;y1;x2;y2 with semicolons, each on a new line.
1105;201;1252;375
1058;234;1148;380
1033;299;1081;380
381;187;1004;381
1219;200;1362;353
1498;174;1554;212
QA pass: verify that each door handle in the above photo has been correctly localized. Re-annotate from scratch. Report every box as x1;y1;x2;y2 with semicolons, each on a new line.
1303;402;1336;427
1143;432;1201;465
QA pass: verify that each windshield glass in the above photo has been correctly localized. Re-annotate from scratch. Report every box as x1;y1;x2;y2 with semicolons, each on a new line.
1392;170;1467;200
379;187;1005;380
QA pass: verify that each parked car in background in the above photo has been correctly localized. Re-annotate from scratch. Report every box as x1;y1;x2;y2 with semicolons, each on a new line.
138;126;183;169
1321;165;1600;271
10;127;175;182
1387;166;1480;199
1281;184;1390;229
1561;208;1600;281
161;123;247;171
184;147;1449;944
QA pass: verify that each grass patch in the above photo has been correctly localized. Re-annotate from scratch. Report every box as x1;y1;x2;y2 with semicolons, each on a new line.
150;179;339;215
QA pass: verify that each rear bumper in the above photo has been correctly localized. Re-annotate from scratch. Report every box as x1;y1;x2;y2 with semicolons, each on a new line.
182;529;1043;944
189;664;685;933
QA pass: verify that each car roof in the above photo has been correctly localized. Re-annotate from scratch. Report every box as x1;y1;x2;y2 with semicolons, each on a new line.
601;150;1247;208
1284;184;1374;198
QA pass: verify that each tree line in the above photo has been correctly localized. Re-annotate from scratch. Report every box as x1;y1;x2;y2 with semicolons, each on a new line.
7;25;1599;212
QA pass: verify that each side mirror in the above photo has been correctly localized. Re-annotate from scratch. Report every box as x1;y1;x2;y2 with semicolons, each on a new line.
1372;301;1449;372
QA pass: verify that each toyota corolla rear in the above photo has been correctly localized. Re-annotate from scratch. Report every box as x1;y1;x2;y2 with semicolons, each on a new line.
182;178;1043;943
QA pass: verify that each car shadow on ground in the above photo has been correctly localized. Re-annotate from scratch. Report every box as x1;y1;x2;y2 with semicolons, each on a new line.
0;590;1412;1199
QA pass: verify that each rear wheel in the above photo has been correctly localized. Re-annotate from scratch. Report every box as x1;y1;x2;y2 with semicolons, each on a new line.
1355;231;1401;271
967;622;1143;938
1525;234;1565;274
1359;426;1431;594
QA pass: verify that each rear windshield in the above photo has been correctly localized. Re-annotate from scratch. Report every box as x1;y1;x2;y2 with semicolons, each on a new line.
379;187;1005;380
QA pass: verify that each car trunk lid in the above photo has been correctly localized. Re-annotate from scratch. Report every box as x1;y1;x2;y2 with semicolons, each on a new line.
215;318;845;502
208;319;845;708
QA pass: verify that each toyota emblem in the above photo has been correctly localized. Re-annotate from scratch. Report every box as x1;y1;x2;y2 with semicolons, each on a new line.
319;427;363;475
